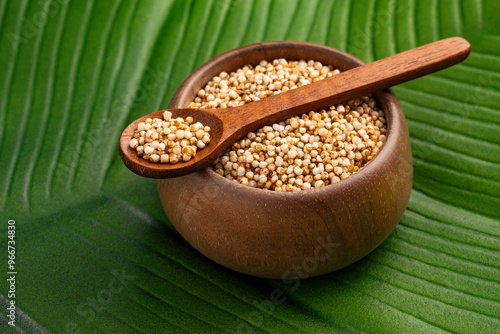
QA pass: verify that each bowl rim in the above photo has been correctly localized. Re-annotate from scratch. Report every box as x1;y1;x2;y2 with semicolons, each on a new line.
167;40;404;198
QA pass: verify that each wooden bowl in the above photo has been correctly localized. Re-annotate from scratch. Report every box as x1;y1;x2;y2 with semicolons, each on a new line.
157;41;413;279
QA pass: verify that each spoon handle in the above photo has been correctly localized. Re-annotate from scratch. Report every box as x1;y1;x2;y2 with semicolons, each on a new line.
216;37;470;141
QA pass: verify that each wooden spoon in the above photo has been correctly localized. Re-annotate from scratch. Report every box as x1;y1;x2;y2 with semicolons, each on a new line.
119;37;470;178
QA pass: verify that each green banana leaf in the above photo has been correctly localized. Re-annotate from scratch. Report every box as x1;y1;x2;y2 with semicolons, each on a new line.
1;0;499;333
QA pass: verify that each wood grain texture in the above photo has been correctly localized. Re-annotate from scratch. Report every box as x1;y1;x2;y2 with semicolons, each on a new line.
157;41;415;278
119;37;470;179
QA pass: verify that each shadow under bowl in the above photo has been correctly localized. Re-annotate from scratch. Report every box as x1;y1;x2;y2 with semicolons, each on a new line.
157;41;413;279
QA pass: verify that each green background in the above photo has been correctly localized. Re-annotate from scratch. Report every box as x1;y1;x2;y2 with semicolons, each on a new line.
1;0;499;333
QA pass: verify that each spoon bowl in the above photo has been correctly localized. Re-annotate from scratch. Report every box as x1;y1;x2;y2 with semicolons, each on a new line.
119;108;225;178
